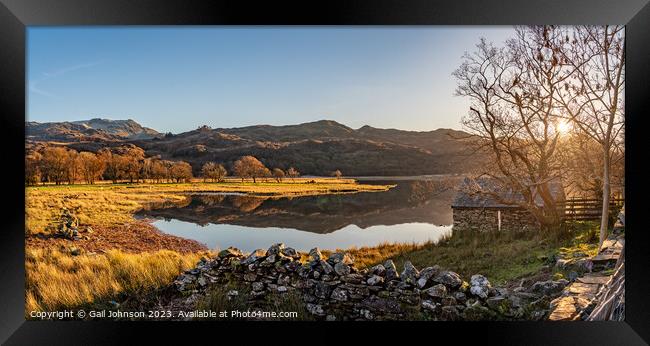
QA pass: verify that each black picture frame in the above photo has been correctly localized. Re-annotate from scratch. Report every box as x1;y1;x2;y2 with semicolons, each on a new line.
1;0;649;344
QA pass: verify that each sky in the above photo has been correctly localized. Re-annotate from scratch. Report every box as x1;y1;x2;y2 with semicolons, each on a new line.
27;26;516;133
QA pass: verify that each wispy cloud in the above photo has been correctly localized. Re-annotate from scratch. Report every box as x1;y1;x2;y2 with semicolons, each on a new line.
29;61;103;99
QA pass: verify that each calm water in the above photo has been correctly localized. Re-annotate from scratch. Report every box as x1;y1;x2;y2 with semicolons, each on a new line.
136;178;458;252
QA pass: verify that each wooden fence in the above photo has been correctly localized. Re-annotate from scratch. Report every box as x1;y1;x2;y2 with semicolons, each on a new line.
558;198;625;221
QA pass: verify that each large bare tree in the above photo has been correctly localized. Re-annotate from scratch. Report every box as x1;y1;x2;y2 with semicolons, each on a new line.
550;25;625;248
453;27;569;229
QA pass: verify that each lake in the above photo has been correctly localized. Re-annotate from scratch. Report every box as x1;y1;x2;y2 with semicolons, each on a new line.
135;178;458;252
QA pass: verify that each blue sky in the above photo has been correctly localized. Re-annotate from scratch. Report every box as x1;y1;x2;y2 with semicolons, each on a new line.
27;27;515;133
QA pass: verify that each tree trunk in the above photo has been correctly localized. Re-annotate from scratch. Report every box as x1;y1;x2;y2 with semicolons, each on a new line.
599;147;611;249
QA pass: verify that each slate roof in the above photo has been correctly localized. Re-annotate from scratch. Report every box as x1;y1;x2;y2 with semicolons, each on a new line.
452;177;565;209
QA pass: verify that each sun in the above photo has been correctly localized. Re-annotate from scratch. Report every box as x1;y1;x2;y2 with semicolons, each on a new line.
556;120;571;135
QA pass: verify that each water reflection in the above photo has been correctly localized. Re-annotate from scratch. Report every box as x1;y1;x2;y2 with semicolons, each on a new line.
137;179;458;251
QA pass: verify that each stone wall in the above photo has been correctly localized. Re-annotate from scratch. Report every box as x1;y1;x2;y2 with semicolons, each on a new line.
452;207;539;232
171;243;556;321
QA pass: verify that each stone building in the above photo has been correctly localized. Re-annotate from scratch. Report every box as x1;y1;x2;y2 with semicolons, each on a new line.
451;177;565;232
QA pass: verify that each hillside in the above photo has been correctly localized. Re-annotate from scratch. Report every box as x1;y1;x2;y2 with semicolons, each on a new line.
28;119;483;176
26;118;161;142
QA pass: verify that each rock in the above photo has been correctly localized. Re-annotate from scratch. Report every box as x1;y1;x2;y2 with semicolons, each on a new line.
331;287;349;301
226;290;239;301
424;284;447;298
326;315;337;321
314;282;334;299
267;243;284;256
241;249;266;265
334;262;351;276
433;271;463;289
306;303;326;317
360;295;403;314
453;291;467;304
197;277;207;287
70;247;81;256
360;309;374;320
384;260;399;281
260;254;277;267
469;274;491;299
313;271;321;279
421;299;438;312
243;273;257;282
284;261;301;272
342;274;364;284
320;260;334;275
328;252;354;265
529;279;569;296
367;275;384;286
309;248;323;262
277;286;288;293
416;266;440;289
442;296;457;306
568;271;579;282
252;281;265;292
370;264;386;277
281;247;300;259
401;261;419;285
219;247;243;259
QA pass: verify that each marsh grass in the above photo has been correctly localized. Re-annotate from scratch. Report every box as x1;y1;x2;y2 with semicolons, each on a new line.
25;247;204;314
26;180;392;235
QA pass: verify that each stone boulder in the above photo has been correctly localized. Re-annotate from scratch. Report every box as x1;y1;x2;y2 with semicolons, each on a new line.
529;279;569;296
384;260;399;281
433;271;463;289
328;252;354;265
416;266;440;289
400;261;420;285
469;274;492;299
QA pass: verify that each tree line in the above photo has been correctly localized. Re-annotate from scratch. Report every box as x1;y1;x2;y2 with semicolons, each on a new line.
24;146;320;186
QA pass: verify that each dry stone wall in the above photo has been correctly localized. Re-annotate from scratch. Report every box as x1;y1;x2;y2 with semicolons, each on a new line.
452;207;539;232
172;243;559;321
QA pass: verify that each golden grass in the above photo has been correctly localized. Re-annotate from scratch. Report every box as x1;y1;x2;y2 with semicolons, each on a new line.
26;179;392;235
25;178;391;313
25;247;205;314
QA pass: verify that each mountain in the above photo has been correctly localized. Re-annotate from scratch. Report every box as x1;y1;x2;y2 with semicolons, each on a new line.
28;118;483;176
26;118;161;142
127;120;482;175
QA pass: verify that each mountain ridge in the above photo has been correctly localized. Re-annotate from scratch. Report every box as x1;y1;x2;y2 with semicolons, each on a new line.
26;118;483;176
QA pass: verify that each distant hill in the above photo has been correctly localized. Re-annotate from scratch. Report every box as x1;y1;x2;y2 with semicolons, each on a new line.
27;118;483;176
26;118;161;142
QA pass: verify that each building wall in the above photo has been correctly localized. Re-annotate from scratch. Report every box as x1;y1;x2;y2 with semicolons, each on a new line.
452;207;539;232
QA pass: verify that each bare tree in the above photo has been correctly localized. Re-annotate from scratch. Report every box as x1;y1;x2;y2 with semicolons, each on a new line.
202;162;228;182
286;167;300;182
40;147;70;185
272;168;285;183
170;161;193;183
151;159;169;183
551;25;625;248
232;156;269;183
79;151;106;184
453;28;568;229
25;151;42;186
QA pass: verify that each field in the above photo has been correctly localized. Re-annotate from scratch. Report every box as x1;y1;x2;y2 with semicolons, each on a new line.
24;179;392;313
25;179;599;315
